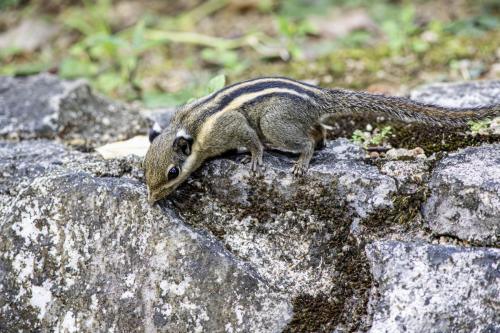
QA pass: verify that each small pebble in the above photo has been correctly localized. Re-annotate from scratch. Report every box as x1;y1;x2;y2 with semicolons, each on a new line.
370;151;380;159
413;147;424;155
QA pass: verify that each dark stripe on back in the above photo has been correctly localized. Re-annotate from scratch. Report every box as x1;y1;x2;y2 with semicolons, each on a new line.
191;77;321;110
188;77;265;109
193;91;311;130
217;80;320;111
239;91;309;109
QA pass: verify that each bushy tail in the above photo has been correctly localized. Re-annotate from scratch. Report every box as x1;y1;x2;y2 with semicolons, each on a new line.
326;89;500;126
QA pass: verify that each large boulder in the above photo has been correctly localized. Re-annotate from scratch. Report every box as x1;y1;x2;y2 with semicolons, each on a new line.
0;141;291;332
366;241;499;333
0;74;146;146
422;144;500;246
1;75;499;332
410;80;500;107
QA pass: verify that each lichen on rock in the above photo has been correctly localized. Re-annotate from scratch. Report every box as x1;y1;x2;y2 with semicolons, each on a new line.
1;75;499;332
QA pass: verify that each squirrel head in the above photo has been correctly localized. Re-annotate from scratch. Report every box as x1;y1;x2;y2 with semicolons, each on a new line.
143;128;195;204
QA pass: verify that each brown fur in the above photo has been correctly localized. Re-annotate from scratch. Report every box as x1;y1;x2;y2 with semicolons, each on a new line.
143;77;499;203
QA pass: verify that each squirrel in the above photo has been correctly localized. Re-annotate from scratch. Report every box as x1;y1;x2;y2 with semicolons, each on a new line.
143;77;499;203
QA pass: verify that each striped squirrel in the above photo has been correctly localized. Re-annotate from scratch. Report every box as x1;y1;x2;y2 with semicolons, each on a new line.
143;77;499;203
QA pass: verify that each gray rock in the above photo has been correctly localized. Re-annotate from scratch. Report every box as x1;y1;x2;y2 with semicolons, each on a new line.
0;74;146;146
1;76;500;332
422;144;500;245
172;138;396;331
379;159;430;195
411;80;500;107
366;241;499;333
140;107;177;129
0;141;291;332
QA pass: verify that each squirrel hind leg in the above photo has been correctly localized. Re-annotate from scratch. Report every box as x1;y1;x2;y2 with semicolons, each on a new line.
238;124;264;176
311;123;328;149
292;139;315;177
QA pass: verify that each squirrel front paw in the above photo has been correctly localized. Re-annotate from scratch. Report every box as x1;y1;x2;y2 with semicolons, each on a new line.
250;158;265;177
292;162;308;178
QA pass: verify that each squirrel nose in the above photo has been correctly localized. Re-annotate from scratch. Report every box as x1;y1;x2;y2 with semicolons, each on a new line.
147;190;157;205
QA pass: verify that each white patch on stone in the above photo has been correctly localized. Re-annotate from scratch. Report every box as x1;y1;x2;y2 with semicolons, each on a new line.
13;252;38;301
95;135;150;159
12;200;41;245
120;291;134;299
41;112;59;131
125;273;136;287
161;303;172;317
225;323;234;333
234;305;244;325
159;277;192;296
90;294;99;311
64;228;80;272
30;281;53;319
59;310;77;333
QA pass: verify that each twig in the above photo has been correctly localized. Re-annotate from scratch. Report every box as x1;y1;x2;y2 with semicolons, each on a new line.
145;29;283;58
366;146;391;152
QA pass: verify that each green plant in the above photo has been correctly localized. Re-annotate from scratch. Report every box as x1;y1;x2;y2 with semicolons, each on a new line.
275;16;314;60
0;0;18;9
445;14;500;36
468;119;491;136
380;5;422;55
205;74;226;94
60;2;160;99
143;74;226;108
351;129;370;146
201;48;248;73
352;126;392;147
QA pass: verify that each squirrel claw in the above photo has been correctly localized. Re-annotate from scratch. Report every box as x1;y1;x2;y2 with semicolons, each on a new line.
239;155;252;164
250;159;264;177
292;163;307;178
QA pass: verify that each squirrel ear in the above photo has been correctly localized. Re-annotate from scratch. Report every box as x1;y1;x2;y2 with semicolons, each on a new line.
148;128;161;143
148;123;162;143
173;136;193;155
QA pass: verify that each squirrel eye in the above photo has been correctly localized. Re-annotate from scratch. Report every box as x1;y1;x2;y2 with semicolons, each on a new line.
167;166;179;180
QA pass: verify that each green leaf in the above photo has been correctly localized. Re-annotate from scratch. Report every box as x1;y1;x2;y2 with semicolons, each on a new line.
143;90;196;108
1;61;48;76
95;72;124;94
206;74;226;94
59;58;99;78
132;20;146;48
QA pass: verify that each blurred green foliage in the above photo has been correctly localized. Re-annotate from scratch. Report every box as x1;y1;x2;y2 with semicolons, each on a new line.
1;0;499;107
0;0;18;9
143;74;226;108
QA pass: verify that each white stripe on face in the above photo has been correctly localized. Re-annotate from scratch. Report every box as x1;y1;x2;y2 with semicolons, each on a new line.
176;128;190;138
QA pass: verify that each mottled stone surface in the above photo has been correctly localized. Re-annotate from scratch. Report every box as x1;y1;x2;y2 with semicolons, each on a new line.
1;76;499;332
174;138;394;295
366;241;499;333
379;159;430;195
422;144;500;245
410;80;500;107
171;138;396;331
141;107;177;130
0;141;291;333
0;74;146;146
